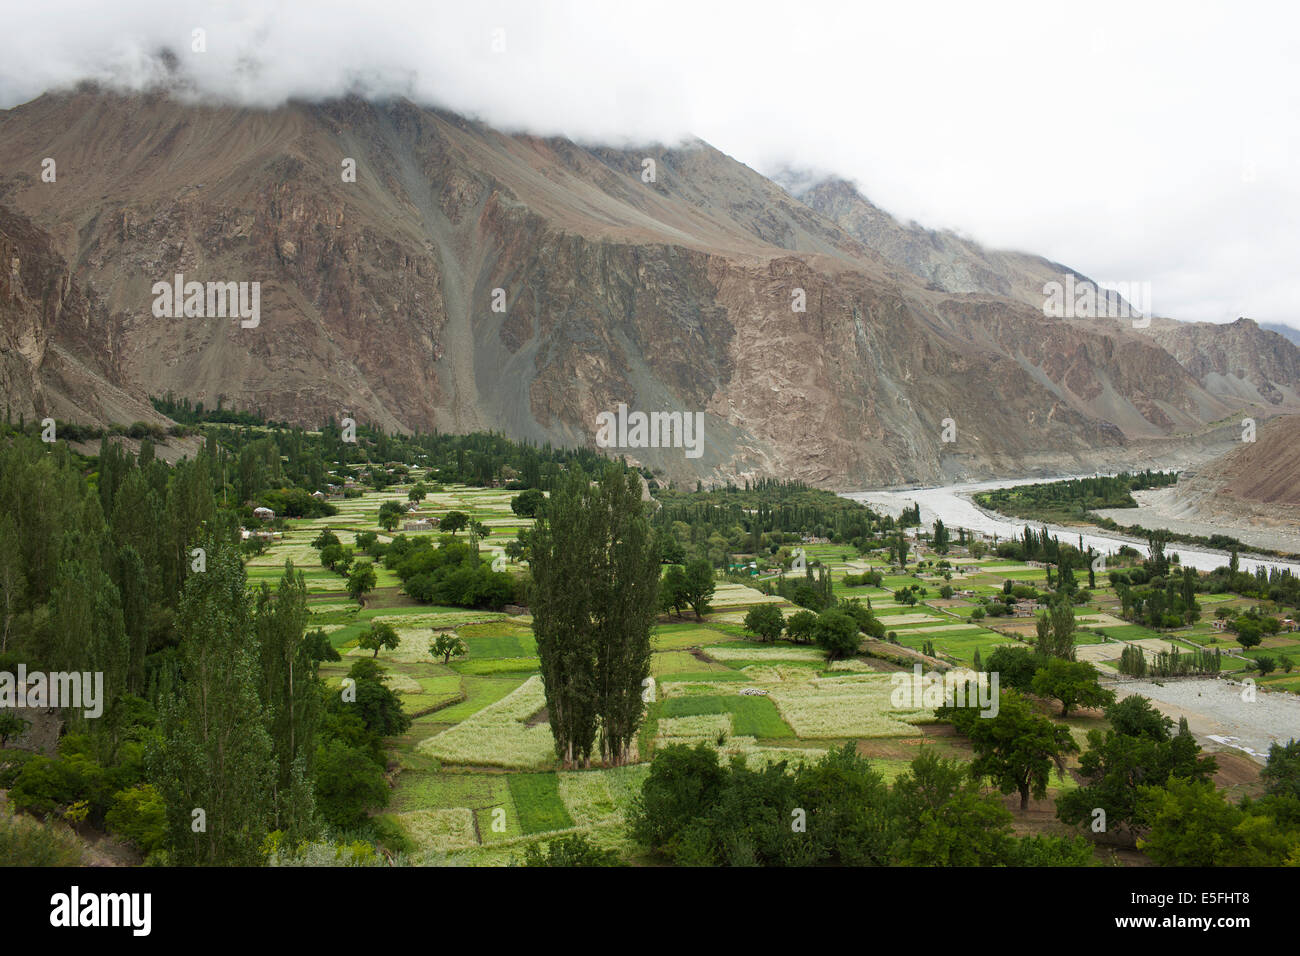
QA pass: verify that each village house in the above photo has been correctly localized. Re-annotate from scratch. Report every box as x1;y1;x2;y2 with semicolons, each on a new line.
403;519;433;531
252;506;275;521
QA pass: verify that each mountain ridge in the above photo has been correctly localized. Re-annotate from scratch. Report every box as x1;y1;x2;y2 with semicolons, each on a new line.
1;89;1296;487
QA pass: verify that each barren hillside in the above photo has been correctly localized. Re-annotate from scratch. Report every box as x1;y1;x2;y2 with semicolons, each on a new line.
1;89;1297;486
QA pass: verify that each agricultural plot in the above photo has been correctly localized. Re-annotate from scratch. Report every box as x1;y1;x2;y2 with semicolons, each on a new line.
655;693;795;739
878;613;945;627
890;628;1012;666
765;674;932;738
705;644;826;663
419;675;556;770
651;622;737;650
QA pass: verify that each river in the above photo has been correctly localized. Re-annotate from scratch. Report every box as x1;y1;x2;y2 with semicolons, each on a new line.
842;477;1300;576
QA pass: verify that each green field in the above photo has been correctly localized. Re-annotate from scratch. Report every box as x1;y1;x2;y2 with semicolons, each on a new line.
242;481;1286;863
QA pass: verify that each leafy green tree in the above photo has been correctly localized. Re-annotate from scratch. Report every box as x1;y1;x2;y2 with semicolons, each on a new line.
789;744;894;865
785;609;818;645
628;744;728;857
659;535;686;565
1057;697;1216;840
0;514;25;654
48;558;129;735
1034;600;1077;660
0;712;30;746
430;633;467;664
440;511;469;536
304;628;342;664
340;660;411;738
1136;778;1300;866
932;519;950;554
113;544;151;696
744;604;785;643
346;560;377;604
105;783;168;857
941;690;1078;810
682;558;716;620
358;621;400;658
1262;739;1300;800
1030;658;1115;717
377;501;404;532
312;739;388;830
660;565;689;616
510;489;546;518
891;750;1015;865
837;598;884;639
311;529;340;550
1108;694;1174;740
813;608;861;660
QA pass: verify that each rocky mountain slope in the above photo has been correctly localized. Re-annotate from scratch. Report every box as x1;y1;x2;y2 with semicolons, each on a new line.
1;88;1297;487
1092;414;1300;555
782;174;1079;310
1181;414;1300;509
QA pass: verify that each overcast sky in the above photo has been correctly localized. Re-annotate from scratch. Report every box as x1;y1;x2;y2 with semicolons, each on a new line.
1;0;1296;328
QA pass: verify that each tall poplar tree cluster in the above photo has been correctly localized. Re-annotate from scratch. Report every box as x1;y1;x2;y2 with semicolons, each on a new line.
528;464;660;768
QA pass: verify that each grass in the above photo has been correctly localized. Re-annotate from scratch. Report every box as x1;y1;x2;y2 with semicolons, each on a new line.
433;675;529;723
655;693;796;739
506;773;576;834
419;675;556;770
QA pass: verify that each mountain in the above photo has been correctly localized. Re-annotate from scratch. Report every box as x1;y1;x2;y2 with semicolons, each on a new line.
1158;414;1300;544
1194;413;1300;508
777;173;1081;310
1;88;1298;487
1261;322;1300;347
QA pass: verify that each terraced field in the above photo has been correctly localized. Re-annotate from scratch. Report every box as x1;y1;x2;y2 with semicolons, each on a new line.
251;485;1288;861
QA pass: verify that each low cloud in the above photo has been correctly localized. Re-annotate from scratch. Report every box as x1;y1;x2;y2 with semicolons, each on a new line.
1;0;1295;328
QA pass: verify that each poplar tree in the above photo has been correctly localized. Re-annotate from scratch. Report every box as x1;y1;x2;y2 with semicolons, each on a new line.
529;468;602;767
255;560;321;842
594;467;660;766
155;532;274;865
530;464;660;768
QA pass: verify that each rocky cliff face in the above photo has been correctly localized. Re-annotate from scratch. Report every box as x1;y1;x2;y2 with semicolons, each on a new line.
0;206;164;426
1147;317;1300;408
0;89;1296;487
785;175;1080;310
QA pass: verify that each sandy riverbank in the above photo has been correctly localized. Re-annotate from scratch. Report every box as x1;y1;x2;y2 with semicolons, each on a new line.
1093;486;1300;558
1111;677;1300;763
